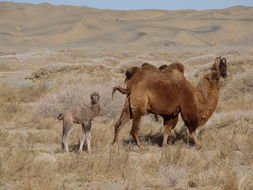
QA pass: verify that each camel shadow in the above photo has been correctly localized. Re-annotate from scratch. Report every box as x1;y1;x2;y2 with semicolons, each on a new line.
122;127;191;147
55;143;88;154
122;133;173;147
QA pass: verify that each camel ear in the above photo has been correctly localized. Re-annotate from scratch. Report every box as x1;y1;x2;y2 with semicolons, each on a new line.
211;56;221;72
219;58;227;78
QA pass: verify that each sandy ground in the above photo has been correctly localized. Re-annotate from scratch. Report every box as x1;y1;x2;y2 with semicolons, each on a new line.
0;2;253;48
0;2;253;190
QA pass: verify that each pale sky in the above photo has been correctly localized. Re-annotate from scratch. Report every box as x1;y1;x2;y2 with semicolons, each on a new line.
1;0;253;10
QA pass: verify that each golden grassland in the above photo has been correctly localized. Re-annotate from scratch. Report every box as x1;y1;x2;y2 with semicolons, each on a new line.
0;47;252;190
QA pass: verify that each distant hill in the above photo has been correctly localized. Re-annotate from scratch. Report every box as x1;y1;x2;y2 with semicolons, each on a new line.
0;2;253;47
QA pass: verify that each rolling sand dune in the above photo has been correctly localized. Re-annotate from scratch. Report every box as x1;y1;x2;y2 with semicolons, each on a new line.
0;2;253;47
0;2;253;190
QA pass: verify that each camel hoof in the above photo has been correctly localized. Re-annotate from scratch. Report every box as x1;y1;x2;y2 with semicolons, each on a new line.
112;139;117;145
162;143;168;147
136;142;142;148
195;144;202;150
78;150;83;154
87;150;91;154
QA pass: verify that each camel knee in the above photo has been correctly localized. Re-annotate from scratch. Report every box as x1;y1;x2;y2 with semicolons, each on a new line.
86;132;91;153
62;134;69;153
130;127;138;137
84;122;92;153
79;132;86;152
61;121;72;153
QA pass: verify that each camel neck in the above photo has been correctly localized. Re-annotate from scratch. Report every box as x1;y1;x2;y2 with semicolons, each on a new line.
91;103;100;118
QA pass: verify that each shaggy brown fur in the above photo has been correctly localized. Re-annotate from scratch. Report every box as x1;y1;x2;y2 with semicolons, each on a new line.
58;92;100;153
112;57;227;147
112;62;185;144
112;62;184;98
112;63;158;98
161;63;185;74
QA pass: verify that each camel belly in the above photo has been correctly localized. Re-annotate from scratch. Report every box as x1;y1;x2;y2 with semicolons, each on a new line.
130;80;181;115
147;92;180;115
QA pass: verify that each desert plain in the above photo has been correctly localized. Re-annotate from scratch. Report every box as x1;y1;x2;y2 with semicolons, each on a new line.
0;2;253;190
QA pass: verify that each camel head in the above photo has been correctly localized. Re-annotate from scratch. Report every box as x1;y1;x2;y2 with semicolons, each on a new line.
90;92;100;104
211;57;227;79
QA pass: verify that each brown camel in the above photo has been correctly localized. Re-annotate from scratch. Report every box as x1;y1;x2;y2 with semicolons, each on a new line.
111;62;185;125
58;92;100;153
112;57;227;147
112;62;185;144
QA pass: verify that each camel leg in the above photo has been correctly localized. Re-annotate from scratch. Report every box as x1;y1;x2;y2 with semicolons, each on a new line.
84;121;92;153
162;114;179;147
130;117;141;147
79;124;86;152
62;120;72;153
185;120;201;148
154;114;159;122
190;130;201;148
112;97;131;144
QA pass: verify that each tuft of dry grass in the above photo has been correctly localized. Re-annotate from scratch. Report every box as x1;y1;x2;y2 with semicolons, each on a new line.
0;83;49;103
223;172;238;190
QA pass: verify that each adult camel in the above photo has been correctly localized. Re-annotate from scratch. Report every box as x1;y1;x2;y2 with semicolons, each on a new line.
112;57;227;147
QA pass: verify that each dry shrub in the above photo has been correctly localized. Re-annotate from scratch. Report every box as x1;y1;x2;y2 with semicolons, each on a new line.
222;69;253;103
223;172;238;190
0;83;49;103
156;166;188;187
0;149;35;183
18;153;61;190
0;83;48;122
0;102;23;122
56;152;131;182
197;165;227;187
27;63;113;81
25;131;60;145
30;117;57;130
0;130;10;147
0;148;62;190
36;81;124;119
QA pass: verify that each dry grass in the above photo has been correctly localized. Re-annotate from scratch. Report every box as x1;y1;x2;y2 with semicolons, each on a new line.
0;83;49;103
0;48;252;190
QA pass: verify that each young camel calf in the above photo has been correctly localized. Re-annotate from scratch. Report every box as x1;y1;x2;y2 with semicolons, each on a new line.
58;92;100;153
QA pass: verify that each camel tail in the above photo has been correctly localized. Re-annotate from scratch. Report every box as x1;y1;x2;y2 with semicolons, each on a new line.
112;86;130;100
58;113;64;120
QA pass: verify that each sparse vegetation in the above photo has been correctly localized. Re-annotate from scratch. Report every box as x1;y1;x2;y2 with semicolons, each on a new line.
0;48;252;190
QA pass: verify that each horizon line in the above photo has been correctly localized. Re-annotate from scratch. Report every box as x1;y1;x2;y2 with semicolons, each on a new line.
1;1;253;11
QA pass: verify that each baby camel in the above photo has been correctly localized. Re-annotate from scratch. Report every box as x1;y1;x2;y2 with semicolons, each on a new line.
58;92;100;153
